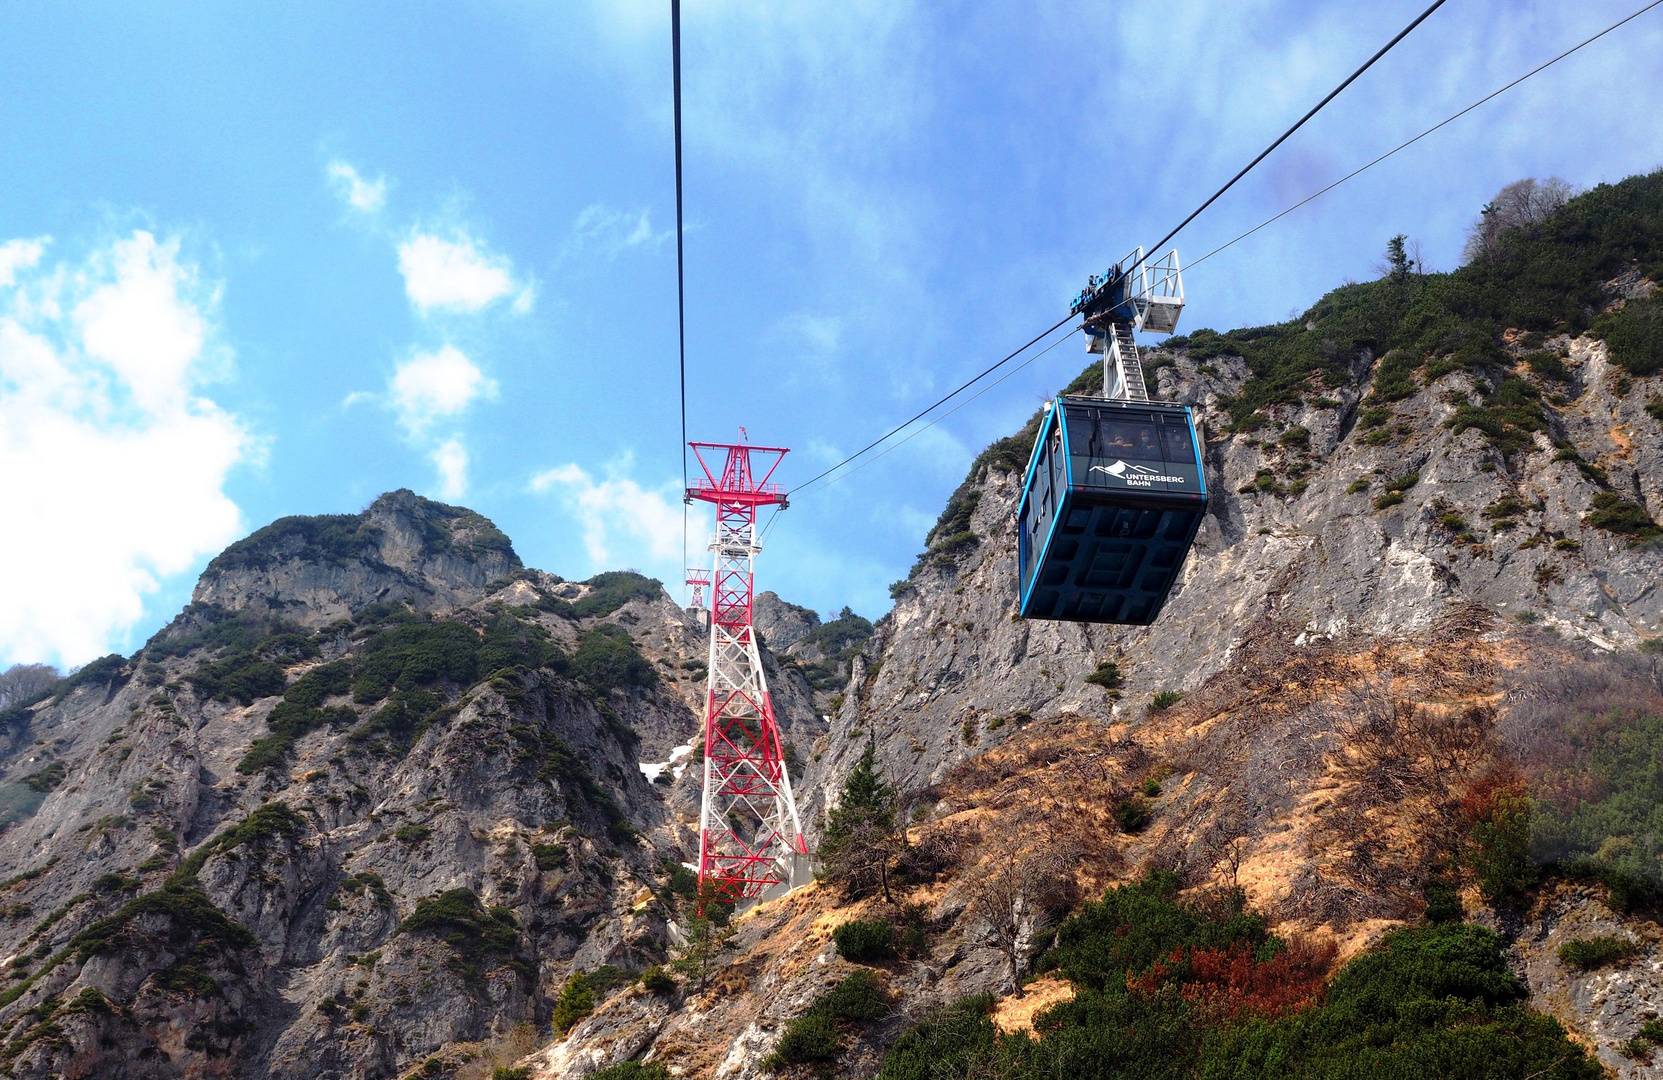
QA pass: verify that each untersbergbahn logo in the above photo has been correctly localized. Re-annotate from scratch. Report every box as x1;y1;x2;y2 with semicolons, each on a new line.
1090;460;1185;485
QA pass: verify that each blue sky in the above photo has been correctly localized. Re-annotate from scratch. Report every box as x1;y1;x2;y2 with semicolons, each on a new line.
2;0;1661;668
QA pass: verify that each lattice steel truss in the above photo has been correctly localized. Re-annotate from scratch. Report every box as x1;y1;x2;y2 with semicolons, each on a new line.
686;439;807;901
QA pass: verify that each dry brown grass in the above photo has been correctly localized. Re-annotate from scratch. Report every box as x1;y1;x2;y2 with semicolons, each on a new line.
444;1022;545;1080
906;619;1520;950
990;975;1074;1034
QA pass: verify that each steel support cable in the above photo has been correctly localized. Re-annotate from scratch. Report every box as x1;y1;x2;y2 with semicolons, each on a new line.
672;0;690;579
786;313;1076;497
761;327;1082;541
782;0;1448;501
1185;0;1663;274
1141;0;1449;261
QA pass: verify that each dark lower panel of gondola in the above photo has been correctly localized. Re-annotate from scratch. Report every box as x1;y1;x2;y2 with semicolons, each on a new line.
1020;495;1205;625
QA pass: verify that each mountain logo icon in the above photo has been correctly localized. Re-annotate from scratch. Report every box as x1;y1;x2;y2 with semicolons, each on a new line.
1091;460;1159;478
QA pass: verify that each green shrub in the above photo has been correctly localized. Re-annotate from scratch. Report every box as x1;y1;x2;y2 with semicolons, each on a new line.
1618;1036;1654;1061
394;824;431;844
570;625;657;693
764;970;887;1070
1556;934;1638;970
1531;707;1663;908
1445;376;1547;454
1587;491;1662;543
574;572;664;618
397;888;523;982
1463;783;1537;903
236;665;357;773
1523;350;1572;381
350;619;482;703
1646;397;1663;422
1345;478;1370;494
186;652;287;705
883;916;1600;1080
43;654;126;705
1085;661;1124;689
532;843;567;871
492;1069;532;1080
668;864;698;898
1592;295;1663;376
832;919;895;963
877;995;997;1080
765;1010;842;1068
1423;874;1462;924
1148;690;1184;713
23;762;65;793
589;1065;669;1080
641;966;676;995
1196;925;1598;1080
1374;490;1406;509
1113;797;1153;834
551;972;596;1033
1278;426;1310;449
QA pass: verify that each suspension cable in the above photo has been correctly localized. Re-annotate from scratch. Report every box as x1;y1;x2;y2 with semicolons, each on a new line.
783;0;1448;499
762;327;1081;539
1143;0;1448;260
672;0;690;581
1187;0;1663;273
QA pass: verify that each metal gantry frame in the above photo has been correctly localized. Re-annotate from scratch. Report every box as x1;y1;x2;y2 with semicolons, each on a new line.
686;439;808;902
1076;247;1186;402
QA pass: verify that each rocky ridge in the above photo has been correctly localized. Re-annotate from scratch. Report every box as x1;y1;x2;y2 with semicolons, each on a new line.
0;491;823;1079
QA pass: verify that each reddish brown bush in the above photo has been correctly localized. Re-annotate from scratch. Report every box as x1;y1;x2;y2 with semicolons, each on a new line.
1125;937;1335;1020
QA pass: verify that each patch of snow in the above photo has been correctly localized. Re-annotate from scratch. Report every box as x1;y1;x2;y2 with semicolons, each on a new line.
641;741;699;783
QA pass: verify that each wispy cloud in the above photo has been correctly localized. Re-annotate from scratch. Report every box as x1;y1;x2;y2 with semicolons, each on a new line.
0;231;249;666
325;160;387;214
529;459;699;576
569;204;672;258
397;230;533;315
432;438;469;499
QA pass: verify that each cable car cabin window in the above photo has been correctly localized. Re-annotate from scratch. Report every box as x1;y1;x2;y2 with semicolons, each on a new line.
1161;420;1196;464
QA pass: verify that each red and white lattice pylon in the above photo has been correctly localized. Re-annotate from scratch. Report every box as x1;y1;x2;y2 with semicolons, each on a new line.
684;568;710;611
686;439;807;902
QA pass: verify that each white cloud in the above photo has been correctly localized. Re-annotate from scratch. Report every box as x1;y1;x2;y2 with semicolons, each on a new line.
0;231;249;667
74;233;209;413
530;460;696;574
432;438;469;499
388;345;497;433
396;231;531;315
325;161;387;213
0;238;47;288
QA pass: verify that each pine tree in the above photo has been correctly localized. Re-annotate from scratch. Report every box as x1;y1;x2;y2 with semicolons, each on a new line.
1385;234;1412;283
817;743;905;903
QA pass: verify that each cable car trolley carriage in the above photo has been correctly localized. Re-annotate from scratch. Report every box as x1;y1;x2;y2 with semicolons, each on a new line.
1018;248;1207;625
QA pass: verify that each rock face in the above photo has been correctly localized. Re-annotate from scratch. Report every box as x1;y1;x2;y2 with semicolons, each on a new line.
1502;884;1663;1079
191;489;522;627
0;493;822;1080
801;330;1663;809
751;593;819;654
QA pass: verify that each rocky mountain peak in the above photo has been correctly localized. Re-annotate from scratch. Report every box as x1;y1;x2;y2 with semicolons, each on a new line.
190;489;521;627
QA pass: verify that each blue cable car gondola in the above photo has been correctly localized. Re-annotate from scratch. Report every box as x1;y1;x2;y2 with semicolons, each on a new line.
1018;248;1204;625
